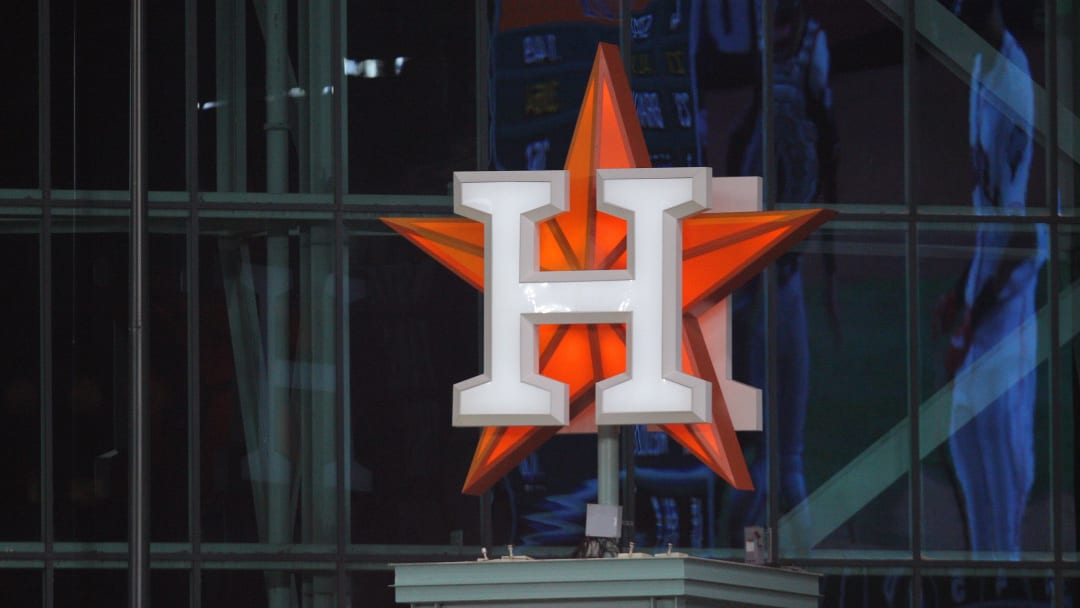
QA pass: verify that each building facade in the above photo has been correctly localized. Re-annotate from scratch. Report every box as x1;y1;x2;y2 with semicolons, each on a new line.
2;0;1080;605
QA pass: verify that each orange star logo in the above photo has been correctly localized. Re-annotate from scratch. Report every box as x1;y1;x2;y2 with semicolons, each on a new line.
383;43;835;496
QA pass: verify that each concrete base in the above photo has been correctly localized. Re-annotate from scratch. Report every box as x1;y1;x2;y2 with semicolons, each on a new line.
392;556;820;607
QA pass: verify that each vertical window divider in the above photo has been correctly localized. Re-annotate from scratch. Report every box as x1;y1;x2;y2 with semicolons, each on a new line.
129;0;151;604
1044;0;1064;602
184;0;202;604
38;0;54;605
331;0;347;603
474;0;495;551
902;0;923;603
760;0;779;564
617;0;637;544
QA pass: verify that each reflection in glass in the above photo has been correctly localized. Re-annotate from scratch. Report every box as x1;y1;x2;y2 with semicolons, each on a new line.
496;433;598;549
819;569;911;608
779;226;909;556
348;225;481;545
915;0;1046;211
632;426;726;552
488;0;617;172
941;216;1045;557
922;570;1055;606
1060;228;1080;557
0;227;40;541
1058;1;1080;215
200;219;337;547
921;224;1049;558
53;221;129;541
694;0;842;552
693;0;905;207
348;2;474;193
203;569;336;608
197;0;340;194
627;0;698;168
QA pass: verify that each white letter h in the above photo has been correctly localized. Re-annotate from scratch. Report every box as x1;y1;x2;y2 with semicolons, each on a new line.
452;168;713;427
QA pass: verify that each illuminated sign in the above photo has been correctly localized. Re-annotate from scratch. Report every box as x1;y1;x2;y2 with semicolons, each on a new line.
453;167;711;428
384;43;835;495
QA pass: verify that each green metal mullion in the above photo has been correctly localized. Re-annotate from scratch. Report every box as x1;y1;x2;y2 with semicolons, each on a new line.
130;0;152;603
759;0;779;564
902;0;923;604
330;0;347;604
184;0;202;605
616;0;636;540
38;0;54;605
1044;0;1064;605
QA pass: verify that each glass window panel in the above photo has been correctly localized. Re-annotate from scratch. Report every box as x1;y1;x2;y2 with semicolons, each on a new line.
501;433;598;551
346;2;475;194
351;570;396;608
632;427;734;554
814;2;903;208
50;0;129;191
347;222;482;545
52;215;129;541
1058;4;1080;215
918;223;1051;559
1066;573;1080;604
0;570;42;606
0;220;41;541
487;0;617;172
818;568;912;608
695;0;903;208
1060;227;1080;558
197;0;320;194
922;569;1055;606
55;568;126;606
150;570;189;608
914;1;1048;212
779;224;910;558
628;0;698;168
199;215;338;544
149;222;189;542
148;1;187;191
203;569;337;608
195;0;218;192
0;3;38;188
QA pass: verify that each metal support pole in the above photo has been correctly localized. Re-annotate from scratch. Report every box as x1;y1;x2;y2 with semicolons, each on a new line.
616;0;635;538
129;0;150;604
597;426;619;506
38;0;55;605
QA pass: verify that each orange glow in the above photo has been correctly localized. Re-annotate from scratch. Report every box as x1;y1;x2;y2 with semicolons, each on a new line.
384;43;836;496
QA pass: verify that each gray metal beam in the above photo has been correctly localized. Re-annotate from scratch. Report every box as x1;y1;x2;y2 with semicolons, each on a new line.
129;0;150;604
